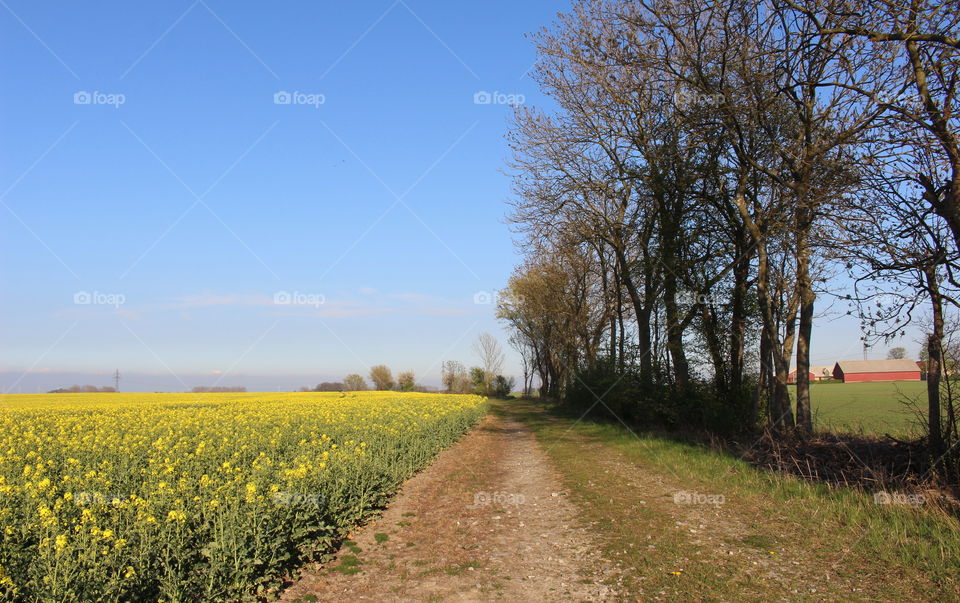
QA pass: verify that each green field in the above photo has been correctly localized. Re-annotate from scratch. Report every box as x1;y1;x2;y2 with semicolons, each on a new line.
799;381;928;437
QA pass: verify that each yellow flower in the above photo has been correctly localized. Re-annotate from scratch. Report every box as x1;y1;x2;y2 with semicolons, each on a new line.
0;563;15;589
0;390;486;593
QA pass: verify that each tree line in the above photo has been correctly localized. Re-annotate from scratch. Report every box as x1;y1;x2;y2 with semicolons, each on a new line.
299;333;516;396
497;0;959;473
46;385;117;393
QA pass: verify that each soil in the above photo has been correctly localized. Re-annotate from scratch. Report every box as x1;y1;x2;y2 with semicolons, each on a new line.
280;414;621;602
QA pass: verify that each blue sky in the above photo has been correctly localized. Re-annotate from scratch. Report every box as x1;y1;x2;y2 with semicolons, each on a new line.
0;1;919;392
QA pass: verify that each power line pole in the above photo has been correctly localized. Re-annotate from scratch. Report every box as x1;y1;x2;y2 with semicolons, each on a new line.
114;369;120;393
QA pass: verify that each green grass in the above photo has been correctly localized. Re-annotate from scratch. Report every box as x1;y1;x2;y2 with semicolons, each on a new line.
329;554;363;575
495;399;960;601
798;380;927;436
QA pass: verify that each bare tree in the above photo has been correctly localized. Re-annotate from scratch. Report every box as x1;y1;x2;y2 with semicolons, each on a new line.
441;360;472;394
473;333;505;395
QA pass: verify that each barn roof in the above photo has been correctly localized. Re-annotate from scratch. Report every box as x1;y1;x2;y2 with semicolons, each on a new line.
834;359;920;374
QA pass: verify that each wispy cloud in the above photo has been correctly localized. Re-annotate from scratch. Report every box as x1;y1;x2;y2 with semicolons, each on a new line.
174;293;274;308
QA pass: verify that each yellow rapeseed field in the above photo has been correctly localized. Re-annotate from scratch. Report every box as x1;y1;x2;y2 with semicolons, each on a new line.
0;391;486;601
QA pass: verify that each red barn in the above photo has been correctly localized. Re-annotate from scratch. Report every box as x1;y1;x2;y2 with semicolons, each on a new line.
833;359;921;383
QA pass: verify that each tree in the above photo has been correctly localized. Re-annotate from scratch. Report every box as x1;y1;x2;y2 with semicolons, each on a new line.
441;361;471;394
887;347;907;360
368;365;395;391
396;370;416;392
473;333;505;395
470;367;487;395
314;382;344;392
808;0;960;253
343;374;367;391
492;375;516;398
508;333;535;396
498;0;957;444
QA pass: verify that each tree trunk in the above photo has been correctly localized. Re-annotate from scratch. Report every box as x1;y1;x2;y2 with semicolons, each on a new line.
729;233;751;392
663;279;690;388
700;304;727;390
926;266;945;460
795;223;815;433
731;191;793;427
614;245;654;382
755;320;771;426
906;38;960;254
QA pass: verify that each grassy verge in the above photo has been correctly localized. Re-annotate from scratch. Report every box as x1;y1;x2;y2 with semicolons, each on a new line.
494;399;960;601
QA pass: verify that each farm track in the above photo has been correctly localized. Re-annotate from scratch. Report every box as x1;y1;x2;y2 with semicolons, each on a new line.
281;412;622;601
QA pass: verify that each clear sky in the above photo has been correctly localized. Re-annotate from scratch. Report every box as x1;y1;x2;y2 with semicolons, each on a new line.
0;1;919;393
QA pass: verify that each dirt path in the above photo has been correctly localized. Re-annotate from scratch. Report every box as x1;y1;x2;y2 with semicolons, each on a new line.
281;414;621;602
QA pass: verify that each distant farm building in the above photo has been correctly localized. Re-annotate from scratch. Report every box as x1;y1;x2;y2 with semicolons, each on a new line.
832;359;921;383
787;366;834;383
